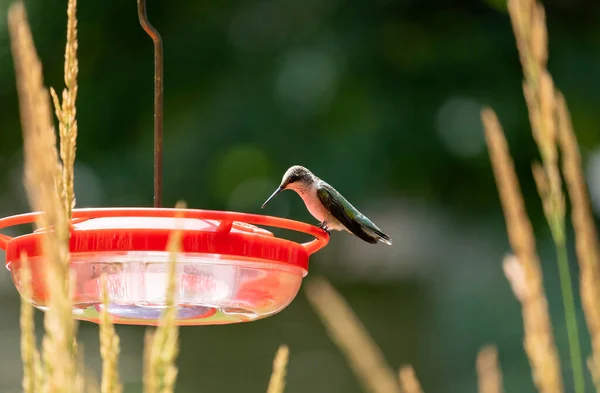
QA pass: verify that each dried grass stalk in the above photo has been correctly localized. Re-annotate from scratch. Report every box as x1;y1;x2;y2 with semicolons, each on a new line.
476;345;504;393
398;365;424;393
143;202;186;393
100;275;123;393
482;108;563;393
266;345;289;393
589;357;600;393
304;277;402;393
507;0;584;390
8;2;82;392
143;330;156;393
19;253;42;393
50;0;79;218
73;343;90;393
8;1;64;232
555;91;600;389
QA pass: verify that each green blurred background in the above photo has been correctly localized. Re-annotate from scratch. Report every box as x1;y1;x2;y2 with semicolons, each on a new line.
1;0;600;392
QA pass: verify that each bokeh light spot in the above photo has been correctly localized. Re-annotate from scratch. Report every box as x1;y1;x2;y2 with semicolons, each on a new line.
436;97;485;159
276;48;339;116
214;145;270;201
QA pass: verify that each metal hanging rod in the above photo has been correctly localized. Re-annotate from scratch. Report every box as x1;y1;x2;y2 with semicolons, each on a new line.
137;0;163;208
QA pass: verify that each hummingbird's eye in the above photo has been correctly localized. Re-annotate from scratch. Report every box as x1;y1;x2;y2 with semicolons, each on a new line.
288;174;299;183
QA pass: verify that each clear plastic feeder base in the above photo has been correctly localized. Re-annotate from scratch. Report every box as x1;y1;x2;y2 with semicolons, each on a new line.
11;252;304;325
1;208;329;326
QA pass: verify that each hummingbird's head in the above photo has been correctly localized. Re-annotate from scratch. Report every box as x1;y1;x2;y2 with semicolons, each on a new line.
280;165;315;190
261;165;316;209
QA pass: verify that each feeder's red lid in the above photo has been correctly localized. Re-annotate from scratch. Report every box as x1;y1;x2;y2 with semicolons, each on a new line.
0;208;329;272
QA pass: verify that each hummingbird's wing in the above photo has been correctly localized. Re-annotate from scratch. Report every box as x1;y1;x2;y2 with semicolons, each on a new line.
316;183;378;244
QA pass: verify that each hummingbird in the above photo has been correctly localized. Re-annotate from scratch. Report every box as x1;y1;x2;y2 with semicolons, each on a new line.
261;165;392;245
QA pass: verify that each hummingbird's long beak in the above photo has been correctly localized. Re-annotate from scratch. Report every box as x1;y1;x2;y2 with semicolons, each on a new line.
261;186;284;209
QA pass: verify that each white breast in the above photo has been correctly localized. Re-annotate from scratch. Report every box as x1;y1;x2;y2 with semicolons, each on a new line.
296;182;345;231
300;188;328;222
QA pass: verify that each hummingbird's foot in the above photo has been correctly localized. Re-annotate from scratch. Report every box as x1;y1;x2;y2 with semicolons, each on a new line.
318;221;331;233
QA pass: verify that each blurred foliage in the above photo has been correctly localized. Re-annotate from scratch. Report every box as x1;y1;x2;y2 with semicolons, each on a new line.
1;0;600;392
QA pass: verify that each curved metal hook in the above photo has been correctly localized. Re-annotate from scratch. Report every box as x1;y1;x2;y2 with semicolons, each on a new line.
137;0;163;208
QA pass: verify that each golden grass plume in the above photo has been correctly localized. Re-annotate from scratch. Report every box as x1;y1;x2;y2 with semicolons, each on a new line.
506;5;586;392
476;345;504;393
19;253;42;393
304;276;402;393
100;275;123;393
555;89;600;388
398;365;424;393
502;0;600;391
8;1;82;392
512;1;589;385
482;108;563;393
143;201;186;393
50;0;79;218
266;345;290;393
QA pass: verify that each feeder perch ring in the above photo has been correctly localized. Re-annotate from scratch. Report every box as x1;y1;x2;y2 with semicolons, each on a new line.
0;208;329;326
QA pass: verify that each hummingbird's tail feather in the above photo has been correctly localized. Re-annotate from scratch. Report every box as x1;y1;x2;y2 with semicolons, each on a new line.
362;225;392;245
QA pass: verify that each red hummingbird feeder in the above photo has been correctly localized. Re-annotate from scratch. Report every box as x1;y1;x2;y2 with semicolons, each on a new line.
0;0;329;326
